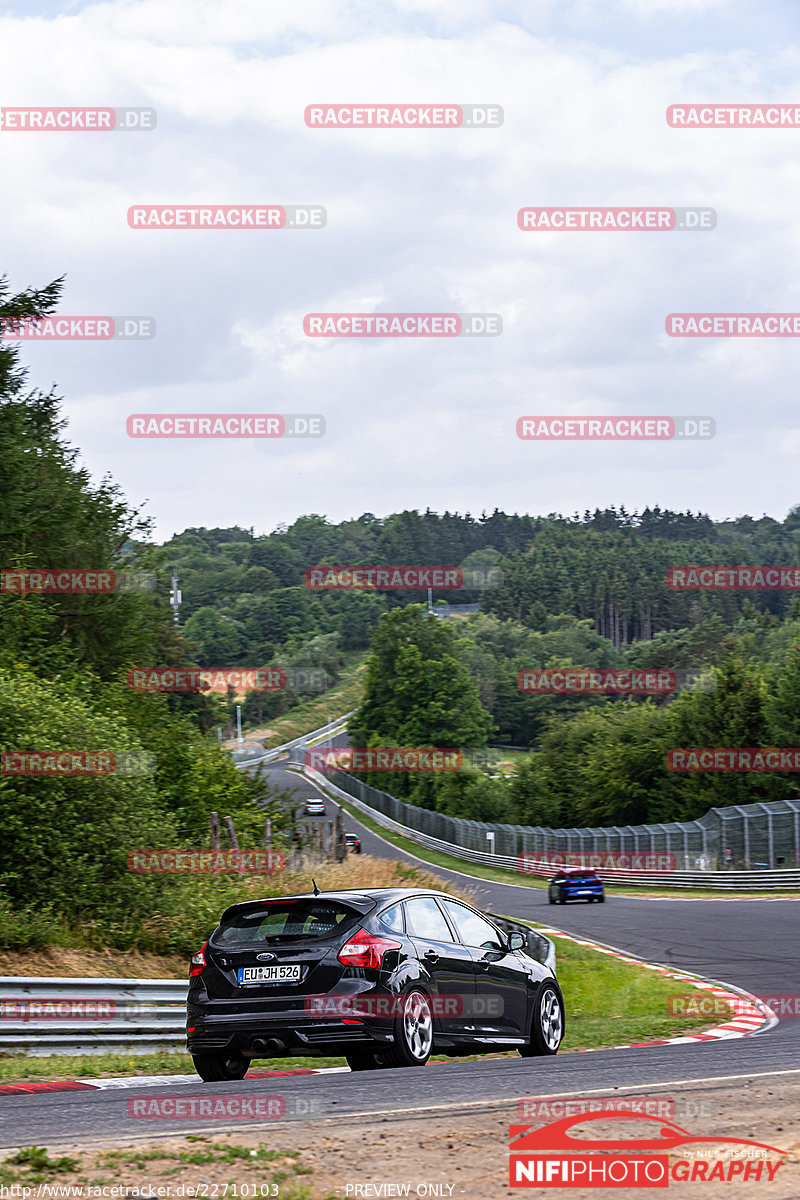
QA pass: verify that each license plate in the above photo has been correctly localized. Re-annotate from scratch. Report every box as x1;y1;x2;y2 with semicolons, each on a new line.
237;964;301;985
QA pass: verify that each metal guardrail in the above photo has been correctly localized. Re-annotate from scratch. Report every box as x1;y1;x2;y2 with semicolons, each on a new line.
298;763;800;890
232;713;354;770
0;977;188;1056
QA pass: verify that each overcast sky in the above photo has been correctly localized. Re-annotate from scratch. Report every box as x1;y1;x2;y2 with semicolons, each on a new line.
2;0;800;540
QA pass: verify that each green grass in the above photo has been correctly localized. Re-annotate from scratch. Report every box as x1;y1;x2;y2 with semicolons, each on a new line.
260;654;366;749
0;1050;348;1082
512;918;714;1048
0;1142;314;1198
325;789;800;900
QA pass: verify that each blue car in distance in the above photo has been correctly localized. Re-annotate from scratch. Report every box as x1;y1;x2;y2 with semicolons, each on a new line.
548;867;605;904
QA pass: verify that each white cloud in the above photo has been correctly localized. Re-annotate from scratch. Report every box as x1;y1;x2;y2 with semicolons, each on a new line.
1;0;799;536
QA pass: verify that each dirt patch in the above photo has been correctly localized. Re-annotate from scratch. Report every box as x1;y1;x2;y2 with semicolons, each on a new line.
2;1074;798;1199
223;727;277;748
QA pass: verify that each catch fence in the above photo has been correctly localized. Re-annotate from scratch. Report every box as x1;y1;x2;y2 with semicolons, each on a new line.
289;751;800;881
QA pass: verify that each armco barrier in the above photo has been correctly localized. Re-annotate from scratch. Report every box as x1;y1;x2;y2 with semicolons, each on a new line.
0;977;187;1056
295;760;800;890
233;713;354;770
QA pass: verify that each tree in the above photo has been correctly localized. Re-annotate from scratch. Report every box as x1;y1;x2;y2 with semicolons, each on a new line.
351;605;492;751
338;592;386;650
0;276;177;679
766;636;800;746
666;656;780;816
182;607;244;664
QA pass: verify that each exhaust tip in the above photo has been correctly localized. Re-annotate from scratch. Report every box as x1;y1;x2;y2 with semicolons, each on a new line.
252;1036;285;1053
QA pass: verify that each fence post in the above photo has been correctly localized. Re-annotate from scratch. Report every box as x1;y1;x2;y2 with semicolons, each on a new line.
210;812;220;850
223;815;239;851
335;806;345;862
756;803;775;868
786;799;800;867
732;805;750;868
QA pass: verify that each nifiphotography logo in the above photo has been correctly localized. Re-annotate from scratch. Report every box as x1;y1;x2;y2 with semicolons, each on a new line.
509;1111;786;1188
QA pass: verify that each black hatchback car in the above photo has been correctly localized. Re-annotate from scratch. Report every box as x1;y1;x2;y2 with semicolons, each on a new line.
187;887;564;1081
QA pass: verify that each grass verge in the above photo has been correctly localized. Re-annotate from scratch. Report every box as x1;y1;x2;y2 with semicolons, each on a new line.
260;655;366;749
0;1050;346;1083
0;1138;319;1200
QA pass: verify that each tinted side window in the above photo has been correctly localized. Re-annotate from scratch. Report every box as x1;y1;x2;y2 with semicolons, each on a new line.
552;873;565;883
440;901;503;950
375;903;405;935
405;897;454;943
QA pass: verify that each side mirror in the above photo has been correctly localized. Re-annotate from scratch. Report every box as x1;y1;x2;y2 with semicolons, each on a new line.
508;931;525;951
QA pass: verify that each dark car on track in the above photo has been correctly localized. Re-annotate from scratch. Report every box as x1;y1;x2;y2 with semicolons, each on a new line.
344;833;362;854
187;887;564;1081
548;868;605;904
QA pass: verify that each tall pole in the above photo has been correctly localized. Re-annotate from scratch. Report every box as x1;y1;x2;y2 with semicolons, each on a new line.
169;575;182;625
236;704;243;747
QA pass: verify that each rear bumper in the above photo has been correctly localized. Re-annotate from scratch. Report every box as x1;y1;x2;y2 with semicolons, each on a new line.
186;1009;395;1057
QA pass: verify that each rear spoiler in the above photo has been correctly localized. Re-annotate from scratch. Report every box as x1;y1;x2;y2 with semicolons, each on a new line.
487;913;557;976
219;892;377;924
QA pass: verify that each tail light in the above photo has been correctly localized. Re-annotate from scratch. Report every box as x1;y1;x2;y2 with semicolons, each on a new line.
189;942;207;977
338;927;400;970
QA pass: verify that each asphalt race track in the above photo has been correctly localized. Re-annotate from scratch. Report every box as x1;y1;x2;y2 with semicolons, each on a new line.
3;755;799;1148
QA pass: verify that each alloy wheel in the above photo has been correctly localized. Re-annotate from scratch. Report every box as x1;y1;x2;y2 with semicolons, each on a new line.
540;986;563;1051
402;989;433;1060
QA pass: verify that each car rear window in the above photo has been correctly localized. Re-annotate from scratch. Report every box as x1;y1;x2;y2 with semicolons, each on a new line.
213;901;361;946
